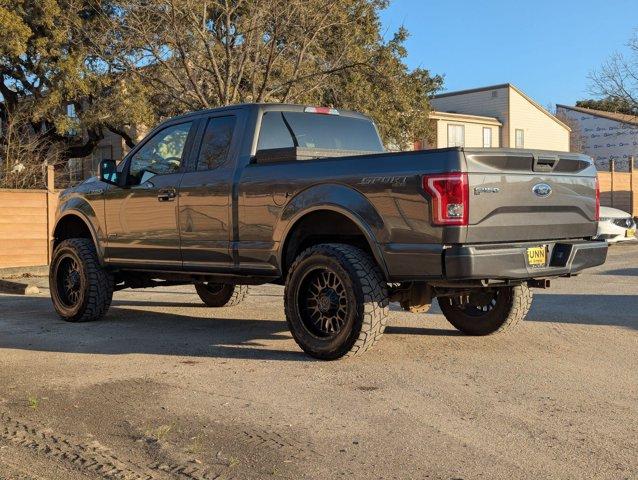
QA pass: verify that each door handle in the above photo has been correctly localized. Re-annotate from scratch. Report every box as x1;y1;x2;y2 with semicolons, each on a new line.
157;188;177;202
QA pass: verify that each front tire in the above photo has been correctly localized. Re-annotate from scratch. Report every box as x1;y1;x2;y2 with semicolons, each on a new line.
195;283;248;307
438;285;532;335
49;238;114;322
284;244;389;360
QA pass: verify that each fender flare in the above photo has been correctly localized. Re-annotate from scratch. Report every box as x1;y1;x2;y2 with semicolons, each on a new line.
53;205;106;265
274;184;390;278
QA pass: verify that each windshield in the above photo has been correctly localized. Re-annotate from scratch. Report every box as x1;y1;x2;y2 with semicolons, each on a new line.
257;111;384;152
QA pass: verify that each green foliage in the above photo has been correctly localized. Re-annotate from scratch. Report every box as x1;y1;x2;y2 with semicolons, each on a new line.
27;395;39;409
0;0;151;163
145;424;172;442
576;97;637;116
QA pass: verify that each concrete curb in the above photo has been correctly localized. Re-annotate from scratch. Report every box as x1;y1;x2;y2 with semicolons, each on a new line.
0;265;48;278
0;279;40;295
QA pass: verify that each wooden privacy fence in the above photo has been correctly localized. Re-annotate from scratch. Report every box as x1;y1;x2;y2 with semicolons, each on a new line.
598;157;637;217
0;166;58;269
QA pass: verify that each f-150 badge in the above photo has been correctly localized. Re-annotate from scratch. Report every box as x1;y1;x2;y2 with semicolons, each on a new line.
474;186;500;195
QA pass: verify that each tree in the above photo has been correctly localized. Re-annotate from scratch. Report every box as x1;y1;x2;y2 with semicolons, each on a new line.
0;103;58;188
554;110;585;153
576;97;637;116
102;0;442;148
589;32;638;116
0;0;151;163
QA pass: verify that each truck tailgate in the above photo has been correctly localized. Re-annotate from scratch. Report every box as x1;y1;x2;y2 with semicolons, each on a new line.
464;149;598;243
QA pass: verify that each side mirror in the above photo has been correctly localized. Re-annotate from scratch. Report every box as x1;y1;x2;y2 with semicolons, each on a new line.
99;159;119;186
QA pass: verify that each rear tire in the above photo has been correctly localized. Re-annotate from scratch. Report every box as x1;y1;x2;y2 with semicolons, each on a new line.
49;238;114;322
284;243;389;360
195;283;248;307
438;285;532;335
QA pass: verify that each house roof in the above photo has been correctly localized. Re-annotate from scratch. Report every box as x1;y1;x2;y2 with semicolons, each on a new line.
432;83;570;131
430;110;502;126
556;104;638;127
432;83;511;99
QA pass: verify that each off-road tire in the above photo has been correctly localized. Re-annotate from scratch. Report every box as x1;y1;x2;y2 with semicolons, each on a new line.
49;238;114;322
284;243;389;360
195;283;249;307
438;285;532;335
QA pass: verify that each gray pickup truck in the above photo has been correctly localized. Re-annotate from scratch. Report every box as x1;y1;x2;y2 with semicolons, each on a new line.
50;103;607;359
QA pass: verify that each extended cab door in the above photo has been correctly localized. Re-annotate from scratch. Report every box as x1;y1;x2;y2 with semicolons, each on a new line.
178;112;242;270
104;120;196;267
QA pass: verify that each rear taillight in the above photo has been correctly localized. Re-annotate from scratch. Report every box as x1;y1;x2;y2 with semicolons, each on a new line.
595;176;600;221
422;173;469;226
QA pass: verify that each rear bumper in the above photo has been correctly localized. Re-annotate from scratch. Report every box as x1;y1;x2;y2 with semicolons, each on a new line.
444;240;608;280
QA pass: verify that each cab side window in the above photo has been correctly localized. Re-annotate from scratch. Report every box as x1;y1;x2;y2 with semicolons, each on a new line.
129;122;192;185
197;116;237;171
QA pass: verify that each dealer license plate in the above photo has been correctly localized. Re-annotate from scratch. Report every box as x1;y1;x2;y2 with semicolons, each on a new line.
527;246;547;267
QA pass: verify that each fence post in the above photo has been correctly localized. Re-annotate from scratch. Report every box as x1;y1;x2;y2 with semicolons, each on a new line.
631;156;636;218
46;165;55;264
610;159;615;208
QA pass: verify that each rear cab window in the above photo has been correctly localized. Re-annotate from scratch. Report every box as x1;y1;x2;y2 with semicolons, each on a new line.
196;116;237;171
257;111;384;153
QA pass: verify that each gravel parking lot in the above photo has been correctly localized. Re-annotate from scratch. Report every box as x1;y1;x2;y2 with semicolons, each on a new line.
0;243;636;480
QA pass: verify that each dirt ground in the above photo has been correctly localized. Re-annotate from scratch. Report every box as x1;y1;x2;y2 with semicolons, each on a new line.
0;243;636;480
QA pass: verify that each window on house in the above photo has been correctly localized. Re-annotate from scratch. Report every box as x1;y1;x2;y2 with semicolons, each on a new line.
515;129;525;148
483;127;492;148
447;124;465;147
67;103;77;118
66;103;79;136
68;158;83;183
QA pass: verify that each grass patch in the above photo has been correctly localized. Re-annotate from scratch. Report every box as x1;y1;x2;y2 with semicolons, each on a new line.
145;424;172;442
27;395;39;409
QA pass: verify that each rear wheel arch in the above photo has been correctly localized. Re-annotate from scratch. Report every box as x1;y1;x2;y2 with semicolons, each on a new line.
280;208;388;280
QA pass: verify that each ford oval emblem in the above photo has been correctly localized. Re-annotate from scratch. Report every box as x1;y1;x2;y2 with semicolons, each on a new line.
532;183;552;198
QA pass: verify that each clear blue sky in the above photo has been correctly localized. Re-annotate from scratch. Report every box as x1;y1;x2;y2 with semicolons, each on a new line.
379;0;637;109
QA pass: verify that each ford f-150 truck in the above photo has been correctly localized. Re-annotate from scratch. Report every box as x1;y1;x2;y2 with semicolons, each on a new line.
50;103;607;359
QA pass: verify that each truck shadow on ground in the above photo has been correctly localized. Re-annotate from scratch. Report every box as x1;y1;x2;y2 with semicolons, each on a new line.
0;295;308;361
528;293;637;330
597;267;638;276
0;291;636;360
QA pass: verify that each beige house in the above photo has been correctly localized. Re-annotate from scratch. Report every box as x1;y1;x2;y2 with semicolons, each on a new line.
423;83;570;151
421;111;502;149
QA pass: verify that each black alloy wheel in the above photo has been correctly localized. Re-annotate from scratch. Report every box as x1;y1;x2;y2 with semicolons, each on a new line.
284;243;389;360
297;266;349;337
55;254;84;308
